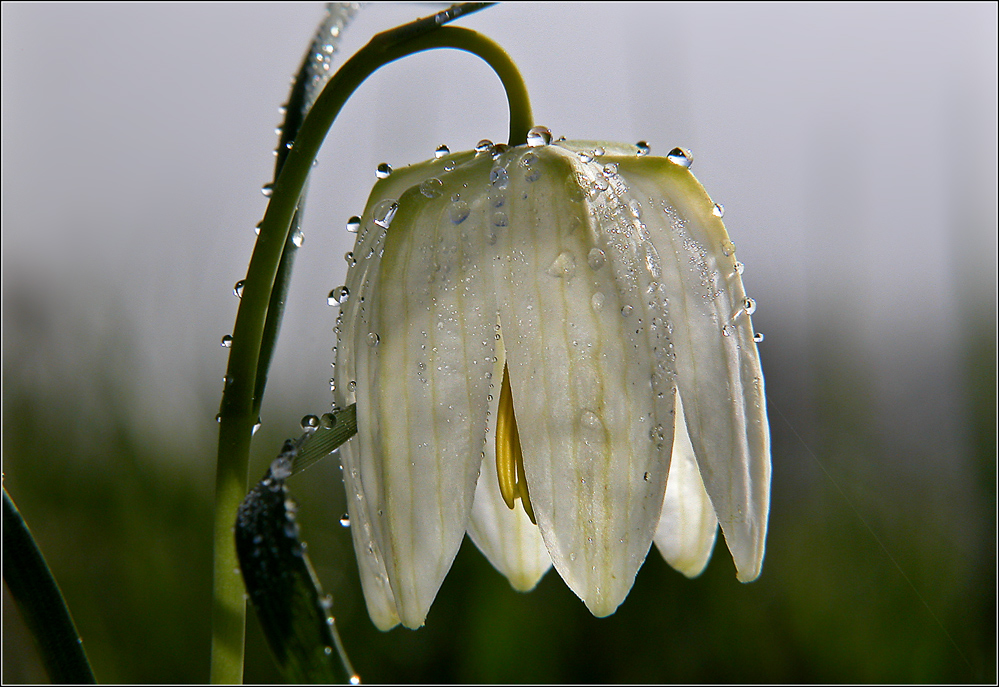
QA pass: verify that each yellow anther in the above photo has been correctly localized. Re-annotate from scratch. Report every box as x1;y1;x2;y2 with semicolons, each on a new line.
495;363;536;524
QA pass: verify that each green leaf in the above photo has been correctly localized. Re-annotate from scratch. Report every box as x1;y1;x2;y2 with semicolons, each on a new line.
3;486;96;684
235;406;358;683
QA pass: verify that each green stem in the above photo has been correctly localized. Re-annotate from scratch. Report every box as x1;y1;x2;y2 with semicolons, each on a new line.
210;18;533;685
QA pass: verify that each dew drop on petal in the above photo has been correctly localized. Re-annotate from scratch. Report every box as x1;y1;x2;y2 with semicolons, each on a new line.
712;203;725;218
233;280;245;298
587;247;606;270
577;150;593;163
375;162;392;179
221;334;233;348
734;261;745;275
366;332;380;347
328;285;349;306
301;414;320;430
620;304;634;317
666;147;693;168
580;410;603;430
340;514;351;527
754;332;765;343
434;144;450;159
492;211;508;227
591;291;605;311
420;177;443;198
593;146;605;156
526;125;552;147
346;216;361;233
475;139;494;154
489;167;509;189
344;251;354;265
320;412;337;429
602;162;618;176
743;297;757;315
720;239;736;256
546;251;576;279
635;141;651;156
449;200;470;225
373;200;398;228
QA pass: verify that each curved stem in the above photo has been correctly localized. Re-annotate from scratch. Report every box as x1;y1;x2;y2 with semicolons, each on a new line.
210;18;533;684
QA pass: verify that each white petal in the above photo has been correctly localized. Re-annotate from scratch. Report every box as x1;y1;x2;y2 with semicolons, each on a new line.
653;390;718;577
618;156;771;582
337;153;500;628
466;334;552;592
494;145;676;617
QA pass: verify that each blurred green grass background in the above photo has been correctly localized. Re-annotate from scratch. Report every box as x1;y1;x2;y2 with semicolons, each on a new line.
3;289;994;683
2;3;995;683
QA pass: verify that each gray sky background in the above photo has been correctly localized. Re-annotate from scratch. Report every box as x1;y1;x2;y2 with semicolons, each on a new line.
2;2;996;465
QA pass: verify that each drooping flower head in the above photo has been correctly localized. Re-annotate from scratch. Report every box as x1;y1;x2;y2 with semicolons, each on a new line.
332;134;770;630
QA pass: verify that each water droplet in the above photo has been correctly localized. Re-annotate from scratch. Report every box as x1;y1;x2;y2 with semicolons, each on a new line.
254;221;262;236
475;139;494;154
366;332;380;347
591;292;605;311
221;334;233;348
344;251;354;265
720;239;736;256
434;144;450;159
291;230;304;247
520;152;537;168
449;200;470;225
489;167;509;188
215;413;222;423
593;146;605;156
420;177;443;198
546;251;576;279
328;285;349;306
635;141;651;156
340;514;351;527
324;646;333;656
301;415;319;430
712;203;725;218
602;162;618;176
443;160;456;172
348;380;356;392
569;551;577;562
252;420;262;435
734;261;745;275
592;176;609;193
349;675;361;685
743;297;757;315
650;424;666;444
666;147;693;168
346;216;361;233
721;324;732;337
580;410;603;430
629;199;643;218
621;304;634;317
375;162;392;179
492;211;508;227
373;200;398;228
753;332;765;343
526;125;552;147
587;247;606;270
261;183;274;197
491;143;509;158
320;412;337;429
577;150;593;163
643;471;651;482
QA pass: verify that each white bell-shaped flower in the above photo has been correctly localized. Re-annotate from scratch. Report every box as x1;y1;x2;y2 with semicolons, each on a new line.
332;137;770;630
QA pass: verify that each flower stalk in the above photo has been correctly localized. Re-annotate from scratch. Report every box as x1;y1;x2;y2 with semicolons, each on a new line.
210;7;533;682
